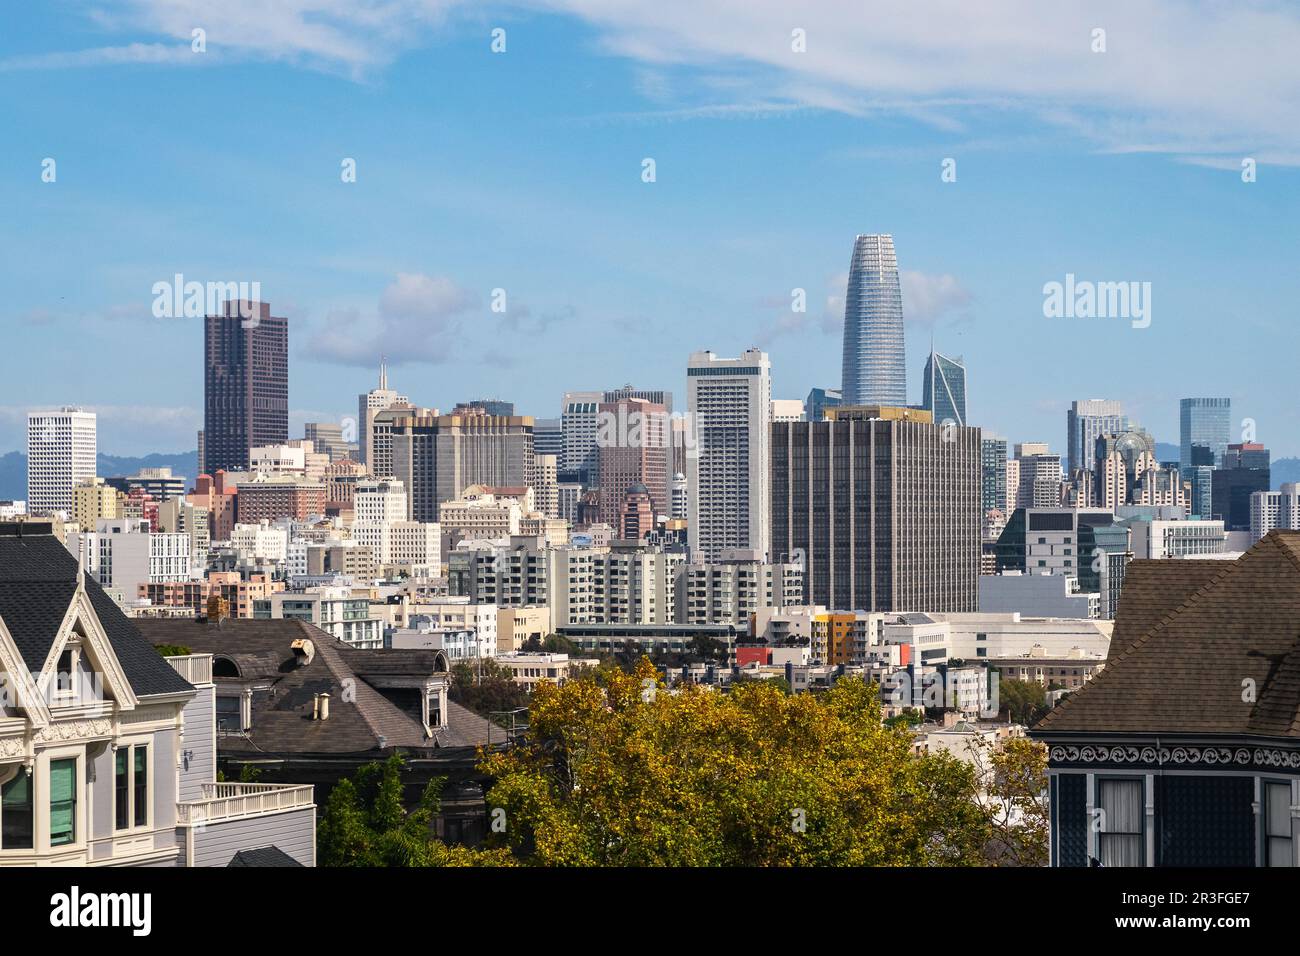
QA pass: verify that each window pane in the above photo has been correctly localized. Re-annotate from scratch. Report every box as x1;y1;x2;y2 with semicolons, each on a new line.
133;747;148;828
1;771;34;850
1098;779;1143;867
49;759;76;846
1266;783;1290;836
114;749;129;830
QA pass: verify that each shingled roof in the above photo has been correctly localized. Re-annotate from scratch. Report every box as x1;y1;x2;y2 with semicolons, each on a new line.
0;522;194;698
133;617;499;754
1033;531;1300;738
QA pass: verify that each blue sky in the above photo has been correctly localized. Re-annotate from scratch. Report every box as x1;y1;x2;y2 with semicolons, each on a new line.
2;1;1298;458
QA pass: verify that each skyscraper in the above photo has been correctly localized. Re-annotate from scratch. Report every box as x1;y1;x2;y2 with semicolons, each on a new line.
805;387;842;423
772;406;980;611
1180;397;1232;470
980;434;1008;514
561;391;602;483
392;410;534;522
840;234;906;406
687;349;771;562
204;300;288;474
921;349;967;427
596;397;668;526
357;361;409;468
1066;399;1127;475
26;407;97;516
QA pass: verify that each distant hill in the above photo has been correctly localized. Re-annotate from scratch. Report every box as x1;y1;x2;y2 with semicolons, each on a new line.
0;450;198;501
1155;442;1179;463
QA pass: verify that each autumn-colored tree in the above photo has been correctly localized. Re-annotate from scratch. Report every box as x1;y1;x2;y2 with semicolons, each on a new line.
318;753;514;867
480;658;991;866
983;737;1050;866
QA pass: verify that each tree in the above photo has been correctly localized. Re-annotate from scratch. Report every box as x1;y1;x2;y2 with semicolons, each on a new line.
479;658;991;866
983;737;1050;867
998;678;1049;726
317;753;514;867
730;671;790;695
450;658;529;723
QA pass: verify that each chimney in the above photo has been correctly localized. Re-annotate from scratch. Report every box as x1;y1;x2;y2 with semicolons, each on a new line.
319;693;330;720
291;638;315;667
312;694;320;721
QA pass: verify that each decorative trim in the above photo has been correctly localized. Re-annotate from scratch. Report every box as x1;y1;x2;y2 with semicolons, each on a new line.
1049;743;1300;772
34;718;113;743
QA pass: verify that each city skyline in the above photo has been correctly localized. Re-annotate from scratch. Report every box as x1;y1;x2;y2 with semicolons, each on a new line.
2;4;1299;457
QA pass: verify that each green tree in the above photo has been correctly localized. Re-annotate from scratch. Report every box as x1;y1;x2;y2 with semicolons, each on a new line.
450;658;530;723
480;658;991;866
997;678;1049;726
317;754;514;867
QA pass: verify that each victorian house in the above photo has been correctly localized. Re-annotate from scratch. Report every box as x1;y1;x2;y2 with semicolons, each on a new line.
1032;531;1300;867
0;522;315;866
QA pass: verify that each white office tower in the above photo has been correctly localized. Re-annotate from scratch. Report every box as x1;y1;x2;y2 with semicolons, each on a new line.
357;361;408;468
561;391;602;481
687;349;772;563
354;478;409;524
27;407;97;516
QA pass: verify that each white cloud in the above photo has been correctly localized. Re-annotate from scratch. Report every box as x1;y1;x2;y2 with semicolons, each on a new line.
301;272;476;366
900;270;973;326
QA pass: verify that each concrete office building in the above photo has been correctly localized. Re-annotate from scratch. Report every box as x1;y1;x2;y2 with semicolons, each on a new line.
27;407;97;516
771;405;981;612
392;410;534;523
357;362;409;468
687;349;771;562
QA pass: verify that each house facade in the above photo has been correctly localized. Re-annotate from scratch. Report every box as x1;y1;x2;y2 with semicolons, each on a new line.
1031;533;1300;867
0;522;315;866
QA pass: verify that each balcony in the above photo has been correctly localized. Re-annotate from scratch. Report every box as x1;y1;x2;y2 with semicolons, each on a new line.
176;782;315;826
165;653;213;685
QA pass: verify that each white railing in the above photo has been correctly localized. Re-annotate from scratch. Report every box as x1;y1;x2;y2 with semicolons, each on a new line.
176;782;314;826
165;653;214;686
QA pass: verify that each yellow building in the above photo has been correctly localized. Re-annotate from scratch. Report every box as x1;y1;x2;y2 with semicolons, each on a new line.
496;605;552;653
71;477;123;531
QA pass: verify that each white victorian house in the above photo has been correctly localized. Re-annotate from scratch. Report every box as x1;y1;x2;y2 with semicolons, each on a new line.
0;521;315;866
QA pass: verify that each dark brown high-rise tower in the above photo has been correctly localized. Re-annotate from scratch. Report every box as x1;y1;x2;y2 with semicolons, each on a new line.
204;300;288;473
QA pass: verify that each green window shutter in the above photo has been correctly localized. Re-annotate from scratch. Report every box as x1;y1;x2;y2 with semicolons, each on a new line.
115;749;129;830
133;746;148;828
49;759;77;846
1;771;34;849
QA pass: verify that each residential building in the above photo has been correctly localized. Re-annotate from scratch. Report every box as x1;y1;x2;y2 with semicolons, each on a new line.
253;588;384;649
770;399;804;423
0;523;316;867
981;435;1008;515
496;606;552;652
204;300;288;473
71;477;122;532
234;475;327;524
1033;538;1300;867
26;407;97;516
674;549;804;625
68;518;192;606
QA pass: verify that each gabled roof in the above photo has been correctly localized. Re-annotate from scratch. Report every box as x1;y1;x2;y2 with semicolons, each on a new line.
1034;532;1300;738
133;618;498;754
0;524;193;698
227;846;303;867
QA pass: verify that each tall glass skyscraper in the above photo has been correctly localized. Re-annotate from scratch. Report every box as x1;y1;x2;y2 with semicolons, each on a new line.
922;350;966;426
1180;397;1231;470
1066;399;1127;475
840;234;906;405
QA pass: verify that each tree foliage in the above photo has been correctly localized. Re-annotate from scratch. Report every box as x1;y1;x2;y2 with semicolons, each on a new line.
450;658;530;722
997;678;1050;726
317;754;515;867
983;737;1050;867
480;659;992;866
